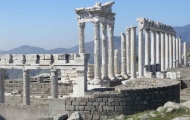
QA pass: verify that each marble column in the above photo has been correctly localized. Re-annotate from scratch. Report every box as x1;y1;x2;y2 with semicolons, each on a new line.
121;33;127;77
156;32;161;66
176;38;179;67
114;49;119;75
151;30;156;71
108;24;115;80
130;26;137;79
138;28;144;77
126;27;131;74
169;34;173;69
51;69;58;98
179;36;182;66
161;32;165;71
0;69;4;103
101;23;108;80
165;33;169;70
23;69;30;105
145;29;150;72
184;42;187;66
94;21;101;82
173;36;176;68
78;22;85;53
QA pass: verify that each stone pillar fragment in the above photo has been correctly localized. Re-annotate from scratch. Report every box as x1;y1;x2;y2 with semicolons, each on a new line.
145;29;150;72
151;30;156;72
169;34;173;69
126;28;131;74
121;33;127;77
176;38;179;67
156;32;161;66
114;49;119;75
161;32;165;71
173;36;176;68
184;42;187;66
130;26;137;79
138;28;144;77
179;37;182;66
78;22;85;53
0;69;4;103
23;69;30;105
101;23;108;80
108;24;115;80
165;33;169;70
51;69;58;98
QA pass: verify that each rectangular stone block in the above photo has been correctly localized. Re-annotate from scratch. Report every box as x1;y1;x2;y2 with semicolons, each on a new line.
85;106;95;111
103;98;108;102
96;98;102;102
103;106;114;111
49;99;66;111
88;97;95;102
75;106;84;111
72;102;79;106
65;105;74;111
95;106;103;111
79;102;86;106
115;106;124;112
108;98;114;102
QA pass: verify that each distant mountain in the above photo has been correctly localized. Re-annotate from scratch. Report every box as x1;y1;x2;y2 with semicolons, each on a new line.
174;24;190;43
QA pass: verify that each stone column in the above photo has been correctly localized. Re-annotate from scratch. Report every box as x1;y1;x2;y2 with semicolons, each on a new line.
161;32;165;71
130;26;137;79
165;33;169;70
101;23;108;80
169;34;173;69
0;69;4;103
179;36;182;66
145;29;150;72
151;30;156;72
173;36;176;68
126;27;131;74
121;33;127;77
156;32;161;66
114;49;119;75
176;38;179;67
184;42;187;66
23;69;30;105
108;24;115;80
78;22;85;53
94;21;101;82
138;28;144;77
51;69;58;98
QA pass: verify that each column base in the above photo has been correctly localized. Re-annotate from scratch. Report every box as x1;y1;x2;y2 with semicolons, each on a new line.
144;72;153;78
156;72;165;79
137;75;144;78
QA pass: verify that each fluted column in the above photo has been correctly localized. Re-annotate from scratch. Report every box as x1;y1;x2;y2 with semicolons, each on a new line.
78;22;85;53
151;30;156;72
176;38;179;67
130;26;137;79
145;29;150;72
161;32;165;71
121;33;127;77
169;34;173;69
179;36;182;66
173;36;176;68
51;69;58;98
184;42;187;66
165;33;169;70
138;28;144;77
156;32;161;66
23;69;30;105
101;23;108;80
126;28;131;74
114;49;119;75
94;21;101;82
0;69;4;103
108;24;115;80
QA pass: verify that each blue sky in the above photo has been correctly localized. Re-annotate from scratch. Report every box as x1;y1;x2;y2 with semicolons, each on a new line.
0;0;189;50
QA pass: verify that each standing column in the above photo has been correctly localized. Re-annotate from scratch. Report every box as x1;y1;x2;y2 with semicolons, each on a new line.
165;33;169;70
156;32;161;70
114;49;119;75
176;38;179;67
94;21;101;82
151;30;156;72
51;69;58;98
173;35;176;68
23;69;30;105
101;23;108;80
0;69;4;103
145;29;150;72
169;34;173;69
179;36;182;66
161;32;165;71
184;42;187;66
130;26;137;79
78;22;85;53
108;24;115;80
126;28;131;74
138;28;144;77
121;33;127;77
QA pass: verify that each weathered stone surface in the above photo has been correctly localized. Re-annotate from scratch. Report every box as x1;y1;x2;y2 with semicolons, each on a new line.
67;112;84;120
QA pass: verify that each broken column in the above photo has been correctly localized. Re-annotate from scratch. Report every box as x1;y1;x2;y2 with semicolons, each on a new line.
114;49;119;76
130;26;137;79
156;32;161;70
51;69;58;98
78;22;85;53
165;33;169;70
184;42;187;66
179;36;182;66
121;33;127;77
23;69;30;105
161;32;165;71
169;34;173;69
0;69;4;103
145;29;150;73
151;30;156;72
138;28;144;77
173;36;176;68
126;27;131;74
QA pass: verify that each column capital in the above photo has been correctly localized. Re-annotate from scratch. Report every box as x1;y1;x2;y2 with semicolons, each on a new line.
101;22;107;31
145;29;150;32
108;24;114;30
126;27;131;31
78;22;85;30
130;26;137;29
94;21;100;29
